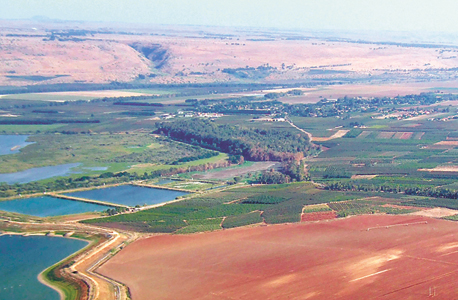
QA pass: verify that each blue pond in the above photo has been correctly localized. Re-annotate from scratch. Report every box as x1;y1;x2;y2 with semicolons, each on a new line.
0;163;81;184
0;135;34;156
65;185;188;207
0;235;88;300
0;196;112;217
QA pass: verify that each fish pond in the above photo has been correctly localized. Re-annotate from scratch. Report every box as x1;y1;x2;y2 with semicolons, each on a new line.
0;235;88;300
0;196;112;217
0;135;34;156
64;185;188;207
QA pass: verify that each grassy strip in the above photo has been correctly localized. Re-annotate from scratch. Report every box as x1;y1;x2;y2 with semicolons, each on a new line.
41;265;81;300
442;214;458;221
0;124;65;134
40;234;104;300
302;206;332;213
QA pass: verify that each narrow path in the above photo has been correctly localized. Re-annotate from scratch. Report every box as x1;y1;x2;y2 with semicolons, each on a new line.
49;193;128;209
132;182;190;192
286;120;313;141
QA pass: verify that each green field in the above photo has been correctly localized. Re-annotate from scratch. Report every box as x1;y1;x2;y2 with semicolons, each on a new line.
0;124;66;134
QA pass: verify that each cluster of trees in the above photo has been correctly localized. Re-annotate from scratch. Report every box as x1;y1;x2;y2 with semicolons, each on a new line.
106;207;128;216
155;119;312;162
258;170;290;184
222;65;275;79
264;89;303;99
282;160;308;181
255;161;308;184
188;97;282;115
326;181;458;201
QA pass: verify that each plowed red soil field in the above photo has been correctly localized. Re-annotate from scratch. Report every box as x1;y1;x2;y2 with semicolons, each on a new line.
301;211;337;222
99;215;458;299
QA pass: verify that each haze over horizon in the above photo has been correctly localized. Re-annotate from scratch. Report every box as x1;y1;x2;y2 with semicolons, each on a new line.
2;0;458;34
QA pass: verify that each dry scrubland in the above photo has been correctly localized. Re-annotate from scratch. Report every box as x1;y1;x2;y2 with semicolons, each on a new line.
100;215;458;300
3;21;458;89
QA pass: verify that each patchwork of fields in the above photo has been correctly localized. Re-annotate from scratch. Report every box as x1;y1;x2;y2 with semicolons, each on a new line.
4;21;458;300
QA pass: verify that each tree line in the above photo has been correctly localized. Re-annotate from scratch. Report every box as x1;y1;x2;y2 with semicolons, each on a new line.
155;118;313;162
326;181;458;201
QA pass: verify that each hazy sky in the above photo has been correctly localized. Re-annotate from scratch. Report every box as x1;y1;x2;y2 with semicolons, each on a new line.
1;0;458;33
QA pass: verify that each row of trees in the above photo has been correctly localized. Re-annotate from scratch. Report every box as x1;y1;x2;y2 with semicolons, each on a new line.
326;181;458;200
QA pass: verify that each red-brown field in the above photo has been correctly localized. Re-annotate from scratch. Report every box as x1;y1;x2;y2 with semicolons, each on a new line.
301;211;337;222
98;215;458;299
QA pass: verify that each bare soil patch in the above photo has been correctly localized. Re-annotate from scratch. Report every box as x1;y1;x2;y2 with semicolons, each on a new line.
400;132;413;139
99;215;458;300
377;131;395;139
301;211;337;222
312;130;349;142
436;141;458;146
409;207;458;218
351;174;378;179
419;165;458;172
392;132;413;140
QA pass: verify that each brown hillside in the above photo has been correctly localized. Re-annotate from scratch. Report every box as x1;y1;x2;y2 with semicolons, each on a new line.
2;21;458;86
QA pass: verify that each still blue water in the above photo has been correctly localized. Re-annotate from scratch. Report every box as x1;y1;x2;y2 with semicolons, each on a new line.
0;235;88;300
0;163;81;184
0;196;112;217
0;135;34;155
65;185;188;206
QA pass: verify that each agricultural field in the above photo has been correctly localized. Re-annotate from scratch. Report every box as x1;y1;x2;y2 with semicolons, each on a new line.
3;87;458;232
82;182;362;232
82;182;453;233
99;215;458;300
291;100;458;194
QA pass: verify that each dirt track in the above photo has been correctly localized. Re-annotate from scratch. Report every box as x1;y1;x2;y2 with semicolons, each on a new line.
99;215;458;299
